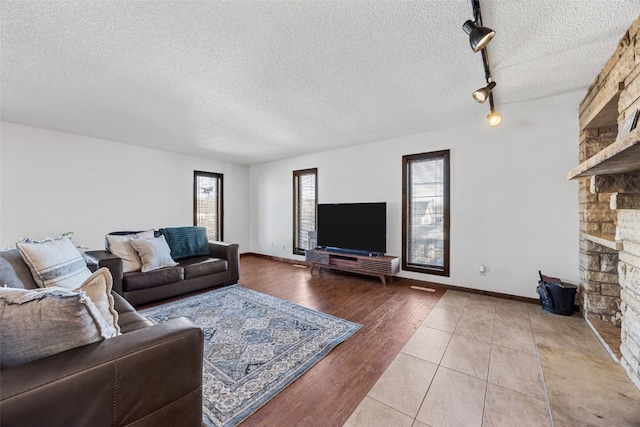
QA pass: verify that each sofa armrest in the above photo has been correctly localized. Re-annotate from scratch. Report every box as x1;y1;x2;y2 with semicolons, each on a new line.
0;318;204;427
83;250;124;296
209;241;239;283
112;291;155;333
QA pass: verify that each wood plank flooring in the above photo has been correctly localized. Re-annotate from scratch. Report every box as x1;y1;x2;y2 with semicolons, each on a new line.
236;255;445;427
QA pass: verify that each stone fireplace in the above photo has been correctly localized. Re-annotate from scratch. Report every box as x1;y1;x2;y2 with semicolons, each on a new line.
571;16;640;390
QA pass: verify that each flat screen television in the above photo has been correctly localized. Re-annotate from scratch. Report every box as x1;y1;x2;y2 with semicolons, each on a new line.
316;202;386;255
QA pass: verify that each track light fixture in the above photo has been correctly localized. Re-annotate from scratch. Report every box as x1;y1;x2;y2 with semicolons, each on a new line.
462;20;495;53
487;88;503;127
463;0;502;127
487;109;503;127
472;81;496;103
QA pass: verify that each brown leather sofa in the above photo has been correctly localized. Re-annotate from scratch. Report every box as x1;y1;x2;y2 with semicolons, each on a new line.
83;231;240;306
0;248;204;427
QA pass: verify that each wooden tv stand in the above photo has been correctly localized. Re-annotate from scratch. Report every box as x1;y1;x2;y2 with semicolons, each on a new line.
305;249;400;285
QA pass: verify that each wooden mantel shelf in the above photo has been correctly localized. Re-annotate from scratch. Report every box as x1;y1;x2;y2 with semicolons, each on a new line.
567;127;640;179
582;232;623;251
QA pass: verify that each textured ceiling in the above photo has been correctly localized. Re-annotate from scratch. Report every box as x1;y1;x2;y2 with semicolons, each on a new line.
1;1;638;165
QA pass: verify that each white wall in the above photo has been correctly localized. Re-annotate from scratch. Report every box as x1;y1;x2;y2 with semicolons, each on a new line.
1;101;580;299
249;102;580;299
0;122;250;252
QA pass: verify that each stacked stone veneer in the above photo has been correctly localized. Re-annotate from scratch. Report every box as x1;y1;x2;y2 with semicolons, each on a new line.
620;210;640;389
578;128;620;324
577;16;640;390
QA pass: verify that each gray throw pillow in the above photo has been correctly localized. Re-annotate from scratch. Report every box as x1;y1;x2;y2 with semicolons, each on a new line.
0;287;117;368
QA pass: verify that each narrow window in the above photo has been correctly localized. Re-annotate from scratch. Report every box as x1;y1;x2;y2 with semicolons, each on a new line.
402;150;450;276
293;168;318;255
194;171;223;241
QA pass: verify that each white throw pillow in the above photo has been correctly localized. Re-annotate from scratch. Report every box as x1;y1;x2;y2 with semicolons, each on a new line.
76;267;121;335
105;230;155;273
17;237;92;289
129;236;178;272
0;287;116;368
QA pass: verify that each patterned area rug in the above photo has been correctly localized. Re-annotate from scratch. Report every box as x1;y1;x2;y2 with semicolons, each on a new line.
140;284;361;427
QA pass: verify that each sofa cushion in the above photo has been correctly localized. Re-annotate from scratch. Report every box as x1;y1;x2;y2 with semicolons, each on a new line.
0;287;116;368
17;237;92;289
123;267;184;292
129;236;179;273
105;230;155;273
180;257;228;280
160;226;210;260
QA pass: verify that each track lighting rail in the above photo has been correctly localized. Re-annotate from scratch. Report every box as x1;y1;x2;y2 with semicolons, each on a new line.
463;0;502;127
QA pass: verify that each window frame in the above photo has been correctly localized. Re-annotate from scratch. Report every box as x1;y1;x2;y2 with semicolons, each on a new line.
193;170;224;241
292;168;318;256
402;150;450;276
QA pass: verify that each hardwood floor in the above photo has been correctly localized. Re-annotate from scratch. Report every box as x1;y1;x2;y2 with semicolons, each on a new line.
237;255;445;426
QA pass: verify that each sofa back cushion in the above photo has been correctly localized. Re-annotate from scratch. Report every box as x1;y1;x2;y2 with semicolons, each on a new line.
160;226;209;260
0;248;38;289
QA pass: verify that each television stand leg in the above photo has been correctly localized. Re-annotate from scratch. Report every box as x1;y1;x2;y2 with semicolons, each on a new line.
308;262;318;275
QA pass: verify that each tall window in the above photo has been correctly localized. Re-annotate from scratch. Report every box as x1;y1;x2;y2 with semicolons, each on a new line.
402;150;450;276
194;171;223;241
293;168;318;255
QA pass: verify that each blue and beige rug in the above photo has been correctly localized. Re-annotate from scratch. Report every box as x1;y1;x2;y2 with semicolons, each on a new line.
141;284;361;427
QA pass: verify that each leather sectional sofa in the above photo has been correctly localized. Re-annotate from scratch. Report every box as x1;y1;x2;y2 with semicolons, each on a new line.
83;229;240;306
0;247;204;427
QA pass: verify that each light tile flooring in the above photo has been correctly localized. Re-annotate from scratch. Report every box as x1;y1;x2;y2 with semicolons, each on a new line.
344;290;613;427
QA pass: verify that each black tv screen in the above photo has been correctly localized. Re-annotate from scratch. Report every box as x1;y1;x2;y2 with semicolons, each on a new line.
317;202;386;255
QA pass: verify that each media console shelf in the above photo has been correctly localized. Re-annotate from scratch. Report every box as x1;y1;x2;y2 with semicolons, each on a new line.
305;249;400;285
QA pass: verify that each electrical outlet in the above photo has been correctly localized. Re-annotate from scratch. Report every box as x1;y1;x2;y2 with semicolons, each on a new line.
479;265;487;275
282;244;286;250
271;242;275;249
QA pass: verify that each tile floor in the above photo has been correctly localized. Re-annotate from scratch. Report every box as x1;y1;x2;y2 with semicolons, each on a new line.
344;289;614;427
